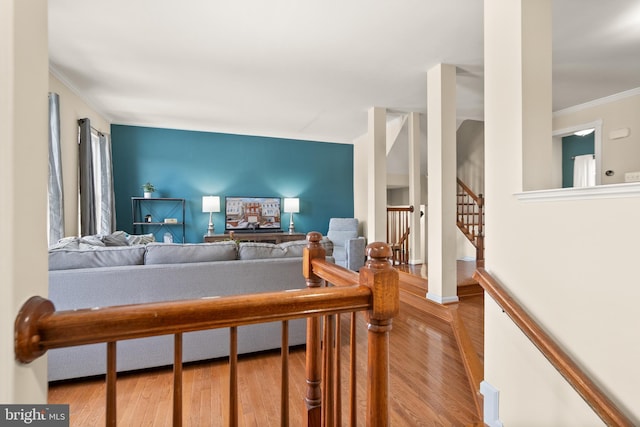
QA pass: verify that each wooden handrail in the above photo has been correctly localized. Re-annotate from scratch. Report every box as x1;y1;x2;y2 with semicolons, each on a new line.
457;178;484;264
457;178;483;206
14;285;372;362
473;268;635;427
15;232;398;427
386;206;415;213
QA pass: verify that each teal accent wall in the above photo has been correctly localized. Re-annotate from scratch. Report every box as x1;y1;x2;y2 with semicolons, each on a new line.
111;125;354;243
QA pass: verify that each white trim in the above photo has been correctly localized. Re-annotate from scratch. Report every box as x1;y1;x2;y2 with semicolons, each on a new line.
480;381;504;427
515;182;640;202
426;292;459;304
553;87;640;117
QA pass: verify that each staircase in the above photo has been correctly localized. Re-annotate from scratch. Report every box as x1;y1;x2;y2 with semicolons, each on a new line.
387;205;414;265
456;178;484;266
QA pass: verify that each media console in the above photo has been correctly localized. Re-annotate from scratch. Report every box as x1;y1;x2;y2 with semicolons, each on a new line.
203;232;306;244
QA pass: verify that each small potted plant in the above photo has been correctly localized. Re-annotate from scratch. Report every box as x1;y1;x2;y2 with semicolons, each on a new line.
142;182;156;198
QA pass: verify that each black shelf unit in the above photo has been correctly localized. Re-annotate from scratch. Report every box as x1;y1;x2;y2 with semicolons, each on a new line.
131;197;186;243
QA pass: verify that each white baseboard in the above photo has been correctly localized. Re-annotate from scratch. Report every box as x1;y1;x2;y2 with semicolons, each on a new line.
426;292;459;304
480;381;504;427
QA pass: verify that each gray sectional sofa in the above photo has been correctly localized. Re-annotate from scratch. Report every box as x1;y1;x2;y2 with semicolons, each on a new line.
47;236;333;382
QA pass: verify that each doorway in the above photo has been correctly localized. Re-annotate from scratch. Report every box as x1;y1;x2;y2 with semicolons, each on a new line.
562;131;595;188
551;120;602;188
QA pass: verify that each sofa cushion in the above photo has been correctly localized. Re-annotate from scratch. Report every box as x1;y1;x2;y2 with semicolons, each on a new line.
238;242;287;259
239;238;334;260
278;238;334;257
144;241;238;265
49;246;146;270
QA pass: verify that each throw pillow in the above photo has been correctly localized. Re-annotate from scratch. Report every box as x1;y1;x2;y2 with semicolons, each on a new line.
126;233;155;246
102;230;129;246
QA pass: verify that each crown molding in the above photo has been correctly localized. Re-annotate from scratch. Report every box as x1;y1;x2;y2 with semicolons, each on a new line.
553;87;640;118
49;65;113;124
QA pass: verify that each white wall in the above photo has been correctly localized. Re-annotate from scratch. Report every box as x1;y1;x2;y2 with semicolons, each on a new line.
554;90;640;185
1;0;49;404
456;119;485;196
49;73;111;238
484;0;639;424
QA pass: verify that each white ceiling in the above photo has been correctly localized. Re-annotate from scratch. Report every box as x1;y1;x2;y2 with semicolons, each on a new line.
49;0;640;144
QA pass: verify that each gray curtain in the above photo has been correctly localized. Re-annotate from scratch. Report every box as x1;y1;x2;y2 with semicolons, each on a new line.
78;119;116;236
78;118;96;236
48;93;65;245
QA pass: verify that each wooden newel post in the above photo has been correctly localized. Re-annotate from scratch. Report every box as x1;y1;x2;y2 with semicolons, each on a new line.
14;296;55;363
303;232;326;427
359;242;399;427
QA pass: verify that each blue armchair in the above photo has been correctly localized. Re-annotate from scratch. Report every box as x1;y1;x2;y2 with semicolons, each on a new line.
327;218;366;271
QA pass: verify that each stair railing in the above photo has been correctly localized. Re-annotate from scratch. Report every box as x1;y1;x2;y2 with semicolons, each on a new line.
386;205;414;265
474;268;635;427
457;179;484;264
15;232;398;427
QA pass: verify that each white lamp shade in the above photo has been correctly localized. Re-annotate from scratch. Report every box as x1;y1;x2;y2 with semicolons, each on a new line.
202;196;220;213
283;197;299;213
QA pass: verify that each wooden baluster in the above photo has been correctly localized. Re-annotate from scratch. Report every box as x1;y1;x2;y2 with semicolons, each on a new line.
400;211;405;264
174;333;183;427
334;314;342;427
349;313;357;427
386;210;391;245
106;341;117;427
476;193;485;265
360;242;399;427
229;326;238;427
323;314;335;427
303;232;326;427
465;193;470;233
281;320;289;427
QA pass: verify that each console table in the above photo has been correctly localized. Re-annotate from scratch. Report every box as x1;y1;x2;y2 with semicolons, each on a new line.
203;232;306;244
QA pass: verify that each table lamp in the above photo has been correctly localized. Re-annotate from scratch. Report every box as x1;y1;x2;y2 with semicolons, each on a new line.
283;198;299;234
202;196;220;236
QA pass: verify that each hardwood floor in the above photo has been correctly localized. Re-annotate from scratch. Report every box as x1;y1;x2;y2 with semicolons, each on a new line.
48;262;484;426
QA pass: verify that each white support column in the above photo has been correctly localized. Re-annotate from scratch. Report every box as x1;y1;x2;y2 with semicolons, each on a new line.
408;112;423;264
521;0;553;191
367;107;387;243
0;0;49;403
426;64;459;304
